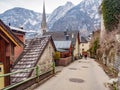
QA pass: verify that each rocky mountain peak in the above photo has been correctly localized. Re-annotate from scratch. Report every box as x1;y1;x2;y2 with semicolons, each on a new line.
65;1;74;7
47;1;74;29
0;0;102;38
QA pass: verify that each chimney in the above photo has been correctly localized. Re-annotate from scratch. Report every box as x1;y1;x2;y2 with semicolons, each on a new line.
9;23;11;26
66;34;70;40
64;31;67;35
19;26;23;29
64;29;69;35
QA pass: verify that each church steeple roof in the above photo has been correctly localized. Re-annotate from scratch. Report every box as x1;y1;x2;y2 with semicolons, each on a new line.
41;0;47;35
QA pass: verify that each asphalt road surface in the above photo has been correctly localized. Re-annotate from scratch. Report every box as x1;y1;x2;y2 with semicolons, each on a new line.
35;58;110;90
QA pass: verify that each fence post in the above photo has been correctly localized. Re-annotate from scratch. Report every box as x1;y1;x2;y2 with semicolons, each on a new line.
53;61;55;74
36;65;39;82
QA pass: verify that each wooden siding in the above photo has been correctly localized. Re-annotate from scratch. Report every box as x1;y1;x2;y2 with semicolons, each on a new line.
0;37;10;87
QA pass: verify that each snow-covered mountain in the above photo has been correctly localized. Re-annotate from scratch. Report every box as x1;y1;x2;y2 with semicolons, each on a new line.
78;0;101;29
0;7;42;32
0;7;50;33
50;6;94;33
0;0;102;36
47;1;74;29
50;0;102;35
51;7;94;34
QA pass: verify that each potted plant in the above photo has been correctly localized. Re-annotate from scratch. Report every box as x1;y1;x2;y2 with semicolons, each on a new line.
53;52;60;66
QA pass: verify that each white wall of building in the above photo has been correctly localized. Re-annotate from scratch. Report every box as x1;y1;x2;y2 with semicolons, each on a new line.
80;42;90;55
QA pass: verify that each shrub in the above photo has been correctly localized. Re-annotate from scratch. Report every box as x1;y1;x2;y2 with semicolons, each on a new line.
53;52;60;60
89;38;99;58
102;0;120;31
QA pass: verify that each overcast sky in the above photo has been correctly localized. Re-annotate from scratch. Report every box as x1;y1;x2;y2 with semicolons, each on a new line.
0;0;82;14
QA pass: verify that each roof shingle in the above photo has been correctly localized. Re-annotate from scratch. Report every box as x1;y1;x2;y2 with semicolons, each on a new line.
11;35;53;84
44;31;79;41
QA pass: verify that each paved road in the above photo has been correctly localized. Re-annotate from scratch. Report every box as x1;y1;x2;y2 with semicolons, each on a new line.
34;58;110;90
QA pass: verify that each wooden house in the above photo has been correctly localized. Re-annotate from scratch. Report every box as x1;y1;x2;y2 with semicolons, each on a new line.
11;35;56;84
0;19;24;89
10;26;26;62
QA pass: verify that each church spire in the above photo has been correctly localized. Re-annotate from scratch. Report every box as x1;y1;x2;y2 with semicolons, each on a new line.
41;0;47;35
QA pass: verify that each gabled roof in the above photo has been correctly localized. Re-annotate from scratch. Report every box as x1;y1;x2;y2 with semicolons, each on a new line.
44;31;79;41
54;41;71;49
0;19;24;47
11;35;56;84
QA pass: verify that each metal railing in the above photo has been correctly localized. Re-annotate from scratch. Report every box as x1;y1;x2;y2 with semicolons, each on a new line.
0;62;55;90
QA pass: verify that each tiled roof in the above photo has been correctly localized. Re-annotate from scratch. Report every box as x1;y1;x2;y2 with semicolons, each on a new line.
0;19;24;47
11;35;53;84
54;41;71;49
44;31;79;41
57;48;69;52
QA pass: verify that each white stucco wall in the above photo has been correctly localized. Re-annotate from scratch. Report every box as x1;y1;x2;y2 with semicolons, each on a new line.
74;38;79;58
32;41;55;76
80;42;90;55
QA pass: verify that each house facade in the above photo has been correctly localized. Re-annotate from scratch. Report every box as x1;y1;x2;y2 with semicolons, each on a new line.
0;19;24;89
11;35;56;84
54;41;71;58
80;36;90;56
10;26;26;62
44;31;80;60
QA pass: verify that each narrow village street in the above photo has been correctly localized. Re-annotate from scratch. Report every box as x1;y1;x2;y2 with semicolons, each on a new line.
35;58;110;90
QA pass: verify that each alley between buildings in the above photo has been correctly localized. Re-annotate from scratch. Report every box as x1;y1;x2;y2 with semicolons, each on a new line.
35;58;110;90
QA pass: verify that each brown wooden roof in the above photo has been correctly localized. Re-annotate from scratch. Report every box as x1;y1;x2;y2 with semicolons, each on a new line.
11;35;56;84
0;19;24;47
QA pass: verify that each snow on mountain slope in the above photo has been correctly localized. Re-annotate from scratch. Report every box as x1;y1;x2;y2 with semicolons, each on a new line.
0;7;42;32
0;0;102;37
47;1;74;29
50;0;102;35
78;0;102;28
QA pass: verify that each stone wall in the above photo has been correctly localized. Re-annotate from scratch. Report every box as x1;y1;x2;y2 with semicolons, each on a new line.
97;27;120;71
31;41;55;76
89;30;100;58
58;56;72;66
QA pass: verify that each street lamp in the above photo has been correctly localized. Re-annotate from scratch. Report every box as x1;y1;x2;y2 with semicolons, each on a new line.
72;33;74;61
